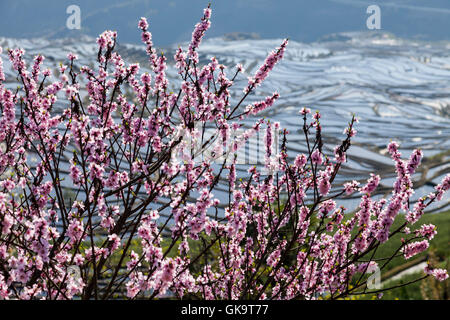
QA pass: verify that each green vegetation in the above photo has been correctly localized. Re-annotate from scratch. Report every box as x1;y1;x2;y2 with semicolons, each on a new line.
375;209;449;273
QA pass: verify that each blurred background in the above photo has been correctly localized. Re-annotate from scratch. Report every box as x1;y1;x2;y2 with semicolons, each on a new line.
0;0;450;45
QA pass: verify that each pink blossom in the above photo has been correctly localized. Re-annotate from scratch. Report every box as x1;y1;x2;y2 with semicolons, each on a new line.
245;92;280;115
318;173;331;196
294;154;307;168
311;149;323;165
247;39;288;91
0;6;447;301
344;180;359;195
407;149;423;174
299;107;311;116
415;224;437;240
360;173;380;195
188;7;212;60
138;17;149;30
67;52;78;61
425;265;449;281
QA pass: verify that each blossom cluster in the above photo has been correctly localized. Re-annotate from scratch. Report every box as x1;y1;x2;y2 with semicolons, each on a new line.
0;6;448;300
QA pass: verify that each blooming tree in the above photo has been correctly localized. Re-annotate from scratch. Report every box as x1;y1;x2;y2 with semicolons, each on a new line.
0;6;448;300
